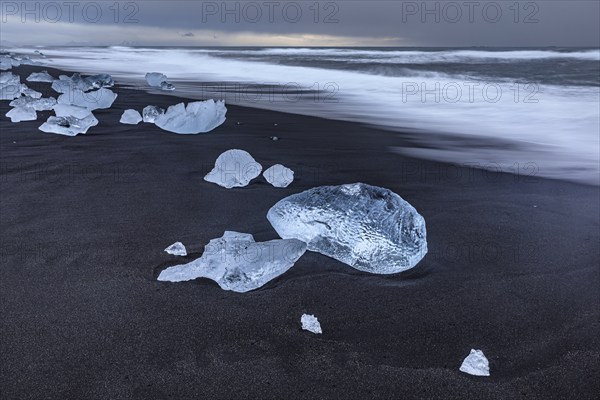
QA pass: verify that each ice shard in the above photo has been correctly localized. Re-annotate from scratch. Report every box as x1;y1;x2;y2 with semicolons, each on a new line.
26;70;54;82
154;100;226;134
120;109;143;125
301;314;322;334
267;183;427;274
165;242;187;257
158;231;307;293
204;149;262;188
459;349;490;377
263;164;294;188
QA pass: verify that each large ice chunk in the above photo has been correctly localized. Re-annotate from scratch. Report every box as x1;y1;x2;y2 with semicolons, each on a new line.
263;164;294;188
52;104;92;119
459;349;490;377
204;149;262;188
10;96;56;111
145;72;174;90
267;183;427;274
120;109;142;124
165;242;187;256
39;114;99;136
6;106;37;122
57;87;117;110
154;100;226;134
27;70;54;82
52;73;114;93
157;231;307;293
142;105;164;123
301;314;322;334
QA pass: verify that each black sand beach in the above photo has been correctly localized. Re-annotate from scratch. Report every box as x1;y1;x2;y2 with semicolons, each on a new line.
1;66;599;399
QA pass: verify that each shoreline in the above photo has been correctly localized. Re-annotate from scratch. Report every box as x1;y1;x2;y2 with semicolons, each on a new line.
1;65;599;399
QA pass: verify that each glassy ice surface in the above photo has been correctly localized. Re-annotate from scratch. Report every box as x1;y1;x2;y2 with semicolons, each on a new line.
120;109;143;125
57;88;117;110
204;149;262;189
459;349;490;377
164;242;187;257
10;96;56;111
263;164;294;188
6;106;37;122
267;183;428;274
51;73;114;93
301;314;322;334
142;105;164;123
39;114;99;136
158;231;307;293
53;104;92;119
154;100;226;134
27;70;54;82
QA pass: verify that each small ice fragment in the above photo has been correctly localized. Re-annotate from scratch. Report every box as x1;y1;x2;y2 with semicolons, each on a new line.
6;106;37;122
142;105;164;123
57;87;117;110
158;231;307;293
145;72;168;87
459;349;490;377
267;183;427;274
154;100;226;134
120;109;143;125
160;81;175;91
165;242;187;257
204;149;262;188
263;164;294;188
301;314;322;334
20;84;42;99
39;114;98;136
27;70;54;82
270;136;279;141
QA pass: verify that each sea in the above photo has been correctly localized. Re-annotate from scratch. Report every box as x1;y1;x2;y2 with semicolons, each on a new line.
11;46;600;184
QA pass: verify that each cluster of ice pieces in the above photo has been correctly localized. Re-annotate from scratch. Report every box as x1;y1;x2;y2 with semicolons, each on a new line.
158;231;307;293
0;54;40;71
164;242;187;257
459;349;490;376
267;183;428;274
120;109;143;125
3;72;61;122
52;73;114;94
145;72;175;91
204;149;295;189
301;314;322;334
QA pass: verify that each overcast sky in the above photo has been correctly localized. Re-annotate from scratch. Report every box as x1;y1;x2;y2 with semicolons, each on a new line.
1;1;598;47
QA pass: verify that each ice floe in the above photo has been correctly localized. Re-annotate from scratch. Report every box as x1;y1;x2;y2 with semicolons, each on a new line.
301;314;322;334
263;164;294;188
154;100;226;134
459;349;490;377
165;242;187;257
158;231;307;293
120;109;143;125
204;149;262;189
267;183;428;274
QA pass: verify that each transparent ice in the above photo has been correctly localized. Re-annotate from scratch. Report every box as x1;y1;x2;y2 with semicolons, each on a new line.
263;164;294;188
301;314;322;334
459;349;490;377
164;242;187;257
142;105;164;123
158;231;307;293
120;109;143;125
204;149;262;189
154;100;226;134
267;183;428;274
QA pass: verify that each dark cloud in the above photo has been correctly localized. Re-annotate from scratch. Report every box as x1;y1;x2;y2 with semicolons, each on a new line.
1;0;598;46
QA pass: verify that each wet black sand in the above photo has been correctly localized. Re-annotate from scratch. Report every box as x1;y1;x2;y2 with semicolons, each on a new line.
1;65;598;399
